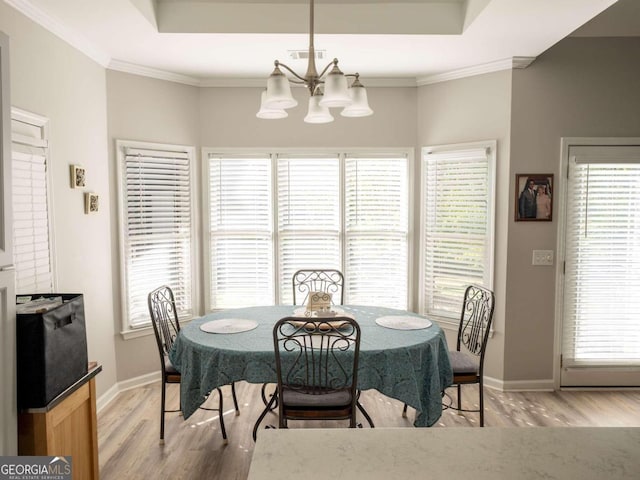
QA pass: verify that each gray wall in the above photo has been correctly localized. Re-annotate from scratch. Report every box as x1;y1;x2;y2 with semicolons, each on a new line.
5;0;640;393
198;86;417;148
0;3;117;397
106;70;200;380
106;76;418;381
417;70;512;382
504;36;640;382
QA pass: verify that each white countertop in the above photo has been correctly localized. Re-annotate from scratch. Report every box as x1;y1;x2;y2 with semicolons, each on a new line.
248;427;640;480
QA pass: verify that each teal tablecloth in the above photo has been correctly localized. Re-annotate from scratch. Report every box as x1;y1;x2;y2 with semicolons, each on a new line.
169;305;453;427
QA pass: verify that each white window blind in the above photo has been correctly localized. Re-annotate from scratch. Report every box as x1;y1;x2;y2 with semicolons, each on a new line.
207;156;274;310
345;155;408;308
422;146;494;319
120;145;194;328
11;120;53;294
277;156;341;304
563;152;640;367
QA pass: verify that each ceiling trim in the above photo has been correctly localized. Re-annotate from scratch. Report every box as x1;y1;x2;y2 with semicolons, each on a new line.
199;77;418;88
416;56;536;85
5;0;111;67
108;59;202;87
6;0;536;89
108;58;418;88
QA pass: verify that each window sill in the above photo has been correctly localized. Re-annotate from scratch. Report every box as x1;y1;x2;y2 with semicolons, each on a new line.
120;317;194;340
120;326;154;340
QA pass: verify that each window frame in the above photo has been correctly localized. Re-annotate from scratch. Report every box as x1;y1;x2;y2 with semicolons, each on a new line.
418;140;496;328
202;147;414;312
11;107;56;294
116;139;199;339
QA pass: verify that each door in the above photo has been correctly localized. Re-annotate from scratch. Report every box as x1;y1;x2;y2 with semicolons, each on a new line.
560;144;640;387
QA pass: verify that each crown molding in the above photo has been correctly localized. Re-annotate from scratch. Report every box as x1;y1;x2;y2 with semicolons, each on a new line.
5;0;111;67
6;0;536;89
416;56;536;86
107;59;202;86
199;77;417;88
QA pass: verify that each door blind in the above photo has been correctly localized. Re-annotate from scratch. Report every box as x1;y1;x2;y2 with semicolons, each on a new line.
422;147;493;319
207;156;274;309
345;155;408;308
122;147;194;328
277;156;340;304
563;152;640;367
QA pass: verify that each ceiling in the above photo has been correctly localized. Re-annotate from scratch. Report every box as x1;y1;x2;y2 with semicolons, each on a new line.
5;0;636;86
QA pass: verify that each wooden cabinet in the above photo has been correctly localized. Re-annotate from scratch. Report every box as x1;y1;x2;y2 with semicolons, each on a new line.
18;364;101;480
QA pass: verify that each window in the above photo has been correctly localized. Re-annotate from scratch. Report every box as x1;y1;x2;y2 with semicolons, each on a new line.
420;142;496;321
277;155;341;305
204;150;410;310
11;109;54;294
206;155;274;310
117;141;196;330
345;155;409;307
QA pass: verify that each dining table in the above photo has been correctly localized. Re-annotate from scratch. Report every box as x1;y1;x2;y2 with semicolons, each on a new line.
169;304;453;428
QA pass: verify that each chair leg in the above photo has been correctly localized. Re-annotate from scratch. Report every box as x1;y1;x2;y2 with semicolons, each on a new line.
402;403;408;418
261;383;278;410
354;401;375;428
253;391;278;441
159;378;166;445
216;387;228;445
231;382;240;416
457;384;462;411
479;379;485;427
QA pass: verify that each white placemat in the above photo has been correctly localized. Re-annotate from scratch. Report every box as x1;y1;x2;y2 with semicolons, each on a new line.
375;315;432;330
200;318;259;334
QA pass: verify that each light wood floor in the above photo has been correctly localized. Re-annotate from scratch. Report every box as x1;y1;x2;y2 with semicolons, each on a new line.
98;381;640;480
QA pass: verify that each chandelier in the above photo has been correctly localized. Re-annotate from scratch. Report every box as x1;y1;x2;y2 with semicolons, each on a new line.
256;0;373;123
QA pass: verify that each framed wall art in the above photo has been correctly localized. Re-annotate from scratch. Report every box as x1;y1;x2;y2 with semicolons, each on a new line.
84;192;99;214
515;174;553;222
70;164;86;188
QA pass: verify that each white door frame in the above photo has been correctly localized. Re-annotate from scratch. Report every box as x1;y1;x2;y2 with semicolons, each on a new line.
0;30;17;455
554;137;640;390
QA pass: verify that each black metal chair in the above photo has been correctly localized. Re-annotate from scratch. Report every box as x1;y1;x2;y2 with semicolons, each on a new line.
260;316;362;435
148;285;239;444
292;269;344;305
403;284;495;426
260;268;345;407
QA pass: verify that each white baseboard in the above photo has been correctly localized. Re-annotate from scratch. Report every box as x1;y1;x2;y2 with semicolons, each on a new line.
484;376;555;392
96;372;555;413
96;371;160;413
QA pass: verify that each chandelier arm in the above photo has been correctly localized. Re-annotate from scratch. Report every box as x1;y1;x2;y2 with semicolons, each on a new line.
275;62;308;83
317;60;338;81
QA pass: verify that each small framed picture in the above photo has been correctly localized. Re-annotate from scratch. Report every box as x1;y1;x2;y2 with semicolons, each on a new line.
515;174;553;222
84;192;99;214
70;165;86;188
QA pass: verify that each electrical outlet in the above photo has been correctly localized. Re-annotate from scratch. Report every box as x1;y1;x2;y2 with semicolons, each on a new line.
532;250;554;266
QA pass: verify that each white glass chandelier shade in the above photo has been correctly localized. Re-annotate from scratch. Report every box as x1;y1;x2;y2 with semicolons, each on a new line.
319;66;351;108
341;83;373;117
304;93;334;124
257;0;372;123
257;90;288;119
264;67;298;109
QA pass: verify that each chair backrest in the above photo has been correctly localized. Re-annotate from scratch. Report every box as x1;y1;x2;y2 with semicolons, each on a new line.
273;316;360;399
456;285;495;360
148;285;180;362
292;269;344;305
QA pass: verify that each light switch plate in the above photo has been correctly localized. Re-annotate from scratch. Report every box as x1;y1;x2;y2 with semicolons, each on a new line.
532;250;554;266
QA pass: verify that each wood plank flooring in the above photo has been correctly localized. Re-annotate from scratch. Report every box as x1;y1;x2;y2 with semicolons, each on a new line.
97;381;640;480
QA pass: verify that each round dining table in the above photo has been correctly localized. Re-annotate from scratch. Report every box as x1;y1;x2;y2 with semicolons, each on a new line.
169;305;453;427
